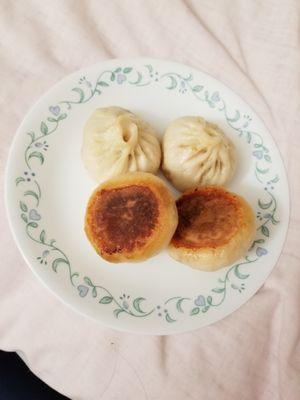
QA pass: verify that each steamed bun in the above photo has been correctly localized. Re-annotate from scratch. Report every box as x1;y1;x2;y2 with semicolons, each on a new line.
82;107;161;183
162;116;236;191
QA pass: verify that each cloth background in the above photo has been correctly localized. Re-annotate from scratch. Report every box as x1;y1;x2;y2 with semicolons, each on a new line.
0;1;299;399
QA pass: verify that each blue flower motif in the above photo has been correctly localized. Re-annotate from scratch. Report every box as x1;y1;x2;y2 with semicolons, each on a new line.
35;141;49;151
179;81;188;94
37;250;49;265
194;295;206;307
211;91;220;102
253;150;263;160
42;250;50;258
122;301;129;309
29;209;41;221
116;74;126;84
256;247;268;257
263;213;272;219
243;114;252;123
49;105;61;116
77;285;89;297
119;294;130;308
231;283;245;292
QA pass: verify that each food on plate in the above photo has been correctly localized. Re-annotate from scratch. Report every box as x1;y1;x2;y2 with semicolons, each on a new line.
85;172;178;263
82;107;161;183
168;186;255;271
162;116;236;191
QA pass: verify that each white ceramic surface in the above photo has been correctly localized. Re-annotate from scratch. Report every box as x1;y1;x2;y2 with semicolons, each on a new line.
5;58;289;334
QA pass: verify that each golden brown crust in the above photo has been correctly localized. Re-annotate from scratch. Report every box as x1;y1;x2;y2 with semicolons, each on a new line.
168;186;255;271
85;172;178;263
86;185;159;255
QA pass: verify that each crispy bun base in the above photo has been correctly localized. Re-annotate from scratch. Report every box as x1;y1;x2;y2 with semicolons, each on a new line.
168;186;255;271
85;172;178;263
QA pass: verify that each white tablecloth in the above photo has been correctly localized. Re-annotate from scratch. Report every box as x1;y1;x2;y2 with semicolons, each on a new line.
1;1;300;399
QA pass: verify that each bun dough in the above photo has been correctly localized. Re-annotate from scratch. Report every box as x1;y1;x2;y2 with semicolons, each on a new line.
82;107;161;183
85;172;178;263
168;186;255;271
162;116;236;191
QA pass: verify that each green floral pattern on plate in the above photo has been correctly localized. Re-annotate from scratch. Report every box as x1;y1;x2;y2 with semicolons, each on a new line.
15;64;280;323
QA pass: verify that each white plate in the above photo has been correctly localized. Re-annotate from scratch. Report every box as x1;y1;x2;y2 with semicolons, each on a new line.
5;58;289;334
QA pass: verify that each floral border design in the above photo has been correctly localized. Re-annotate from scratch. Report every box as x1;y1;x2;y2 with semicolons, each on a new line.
15;63;280;323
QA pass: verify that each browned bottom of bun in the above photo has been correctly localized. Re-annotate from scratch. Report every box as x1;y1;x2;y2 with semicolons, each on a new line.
85;172;178;263
168;186;255;271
